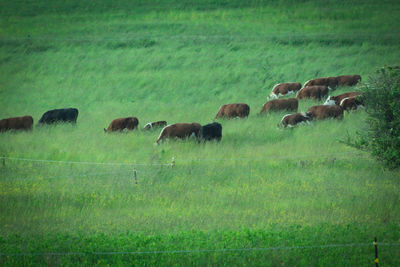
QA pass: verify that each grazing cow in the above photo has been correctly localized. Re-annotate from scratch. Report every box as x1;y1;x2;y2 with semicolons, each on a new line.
324;91;361;105
306;105;343;120
296;86;329;100
335;75;361;87
104;117;139;132
38;108;78;124
156;122;202;144
215;103;250;119
259;98;298;114
269;82;302;99
143;121;167;131
304;77;338;90
279;113;312;128
0;116;33;132
201;122;222;141
340;97;364;111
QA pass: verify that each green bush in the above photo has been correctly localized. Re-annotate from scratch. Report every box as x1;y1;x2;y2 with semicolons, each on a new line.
358;66;400;169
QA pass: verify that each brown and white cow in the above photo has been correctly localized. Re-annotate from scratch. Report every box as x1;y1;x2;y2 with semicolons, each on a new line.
269;82;302;99
104;117;139;132
0;116;33;132
303;77;338;90
306;105;343;120
215;103;250;119
143;121;167;131
259;98;298;114
279;113;312;128
296;86;329;100
324;91;361;105
335;75;361;87
156;122;202;144
340;97;364;111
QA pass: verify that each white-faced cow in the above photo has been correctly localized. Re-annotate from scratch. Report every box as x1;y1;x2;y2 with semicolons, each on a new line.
324;92;361;105
0;116;33;132
269;82;302;99
303;77;338;90
296;86;329;100
279;113;312;128
38;108;78;124
306;105;343;120
215;103;250;119
104;117;139;132
335;75;361;87
156;122;202;144
340;97;364;111
201;122;222;141
259;98;298;114
143;121;167;131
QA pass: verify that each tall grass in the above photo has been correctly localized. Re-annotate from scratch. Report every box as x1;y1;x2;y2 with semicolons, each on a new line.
1;0;400;265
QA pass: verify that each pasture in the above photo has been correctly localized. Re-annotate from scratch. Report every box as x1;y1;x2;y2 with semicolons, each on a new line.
1;0;400;265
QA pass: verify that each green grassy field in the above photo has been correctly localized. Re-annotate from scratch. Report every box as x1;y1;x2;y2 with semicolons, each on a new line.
1;0;400;265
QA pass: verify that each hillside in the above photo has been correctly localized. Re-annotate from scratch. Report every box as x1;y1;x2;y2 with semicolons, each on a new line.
1;0;400;265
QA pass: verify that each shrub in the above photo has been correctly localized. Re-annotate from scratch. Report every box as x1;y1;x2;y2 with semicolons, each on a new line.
358;66;400;169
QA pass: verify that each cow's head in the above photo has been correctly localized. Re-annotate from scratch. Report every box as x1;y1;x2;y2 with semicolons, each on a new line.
324;96;336;105
304;112;313;120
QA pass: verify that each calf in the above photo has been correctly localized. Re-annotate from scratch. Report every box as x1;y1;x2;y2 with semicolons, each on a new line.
215;103;250;119
279;113;311;128
143;121;167;131
340;97;364;111
104;117;139;132
269;82;302;99
38;108;78;124
296;86;329;100
259;98;298;114
304;77;338;90
0;116;33;132
201;122;222;141
335;75;361;87
306;105;343;120
156;122;202;144
324;92;360;105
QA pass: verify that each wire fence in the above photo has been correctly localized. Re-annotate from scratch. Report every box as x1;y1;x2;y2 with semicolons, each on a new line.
0;151;371;180
1;33;399;43
0;151;368;167
0;242;399;257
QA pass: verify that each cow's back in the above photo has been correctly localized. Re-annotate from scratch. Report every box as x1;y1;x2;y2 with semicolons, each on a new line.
327;92;360;105
157;122;201;143
0;116;33;131
201;122;222;141
307;105;343;120
280;113;310;127
106;117;139;131
39;108;79;124
297;86;329;100
304;77;338;89
336;75;361;86
215;103;250;119
272;82;302;95
260;98;298;113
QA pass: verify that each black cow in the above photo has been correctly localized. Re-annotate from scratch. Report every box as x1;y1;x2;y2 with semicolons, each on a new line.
38;108;79;124
201;122;222;141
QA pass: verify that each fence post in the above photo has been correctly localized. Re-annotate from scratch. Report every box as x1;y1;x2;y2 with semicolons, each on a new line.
133;168;138;184
171;157;175;168
374;237;379;267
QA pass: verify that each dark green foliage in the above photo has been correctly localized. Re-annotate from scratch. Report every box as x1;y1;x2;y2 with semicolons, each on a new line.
358;66;400;169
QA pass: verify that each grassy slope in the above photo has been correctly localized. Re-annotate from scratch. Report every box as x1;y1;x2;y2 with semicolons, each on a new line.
1;0;400;265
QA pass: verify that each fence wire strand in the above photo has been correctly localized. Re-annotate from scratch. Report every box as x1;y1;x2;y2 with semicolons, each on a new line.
1;242;399;257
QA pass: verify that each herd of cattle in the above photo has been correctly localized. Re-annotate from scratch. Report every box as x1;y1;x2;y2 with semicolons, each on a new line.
0;74;362;143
